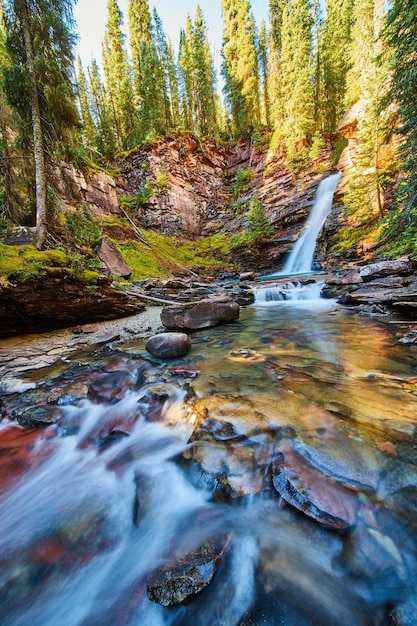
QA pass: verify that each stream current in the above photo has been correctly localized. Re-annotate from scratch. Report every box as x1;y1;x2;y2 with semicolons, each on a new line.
1;288;417;625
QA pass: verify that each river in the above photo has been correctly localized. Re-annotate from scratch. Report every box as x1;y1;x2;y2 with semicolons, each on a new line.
1;286;417;625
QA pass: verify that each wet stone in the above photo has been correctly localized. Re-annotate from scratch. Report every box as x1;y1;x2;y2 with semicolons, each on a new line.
98;429;129;452
293;440;378;493
146;536;229;606
145;332;191;359
167;365;200;379
14;405;63;429
88;371;136;403
272;448;359;530
190;417;244;443
337;524;405;580
47;383;89;405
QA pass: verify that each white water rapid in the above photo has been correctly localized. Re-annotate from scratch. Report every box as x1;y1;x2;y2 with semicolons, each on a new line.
282;171;342;275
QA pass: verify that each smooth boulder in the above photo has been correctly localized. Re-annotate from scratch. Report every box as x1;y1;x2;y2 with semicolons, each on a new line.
145;332;191;359
161;297;240;330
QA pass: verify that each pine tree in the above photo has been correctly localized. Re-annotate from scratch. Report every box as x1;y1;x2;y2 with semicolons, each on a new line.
128;0;152;91
153;9;173;130
178;18;194;131
279;0;315;166
383;0;417;222
137;38;167;139
268;0;285;146
3;0;79;245
258;19;270;128
166;38;181;128
87;59;117;157
221;0;261;136
191;6;217;137
344;0;392;220
320;0;354;134
102;0;137;150
76;57;97;158
0;1;19;224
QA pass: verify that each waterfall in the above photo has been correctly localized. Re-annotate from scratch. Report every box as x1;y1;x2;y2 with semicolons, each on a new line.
282;171;341;275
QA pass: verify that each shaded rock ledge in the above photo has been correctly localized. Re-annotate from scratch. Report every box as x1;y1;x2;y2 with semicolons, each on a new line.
323;257;417;322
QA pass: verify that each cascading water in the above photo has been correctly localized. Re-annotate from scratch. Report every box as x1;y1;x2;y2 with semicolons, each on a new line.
282;171;342;275
1;302;417;625
254;280;334;310
256;171;342;304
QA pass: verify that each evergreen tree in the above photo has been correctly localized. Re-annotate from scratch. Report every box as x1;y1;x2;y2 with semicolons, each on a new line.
320;0;354;134
268;0;285;146
87;59;117;157
221;0;261;136
191;6;217;137
166;38;181;128
383;0;417;221
344;0;391;220
258;19;270;128
137;37;167;138
76;56;97;158
102;0;137;150
153;9;173;130
128;0;152;91
3;0;79;244
279;0;315;166
0;1;20;224
178;19;194;130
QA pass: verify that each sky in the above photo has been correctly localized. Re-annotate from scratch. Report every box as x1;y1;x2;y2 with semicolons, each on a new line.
74;0;270;72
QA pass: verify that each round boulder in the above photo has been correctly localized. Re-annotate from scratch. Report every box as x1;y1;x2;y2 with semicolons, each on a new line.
145;332;191;359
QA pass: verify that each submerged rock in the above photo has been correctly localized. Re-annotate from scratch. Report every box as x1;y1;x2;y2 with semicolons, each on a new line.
190;417;244;443
146;536;229;606
272;448;359;530
145;332;191;359
14;405;62;429
161;297;240;330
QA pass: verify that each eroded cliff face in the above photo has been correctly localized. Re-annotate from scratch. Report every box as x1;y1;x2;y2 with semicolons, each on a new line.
54;133;341;272
115;134;335;243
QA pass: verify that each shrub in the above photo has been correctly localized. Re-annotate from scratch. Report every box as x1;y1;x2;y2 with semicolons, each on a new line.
247;195;274;237
233;167;254;197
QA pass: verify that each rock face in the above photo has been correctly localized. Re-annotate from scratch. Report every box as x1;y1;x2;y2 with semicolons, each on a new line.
145;332;191;359
161;298;240;330
50;163;120;216
0;277;145;338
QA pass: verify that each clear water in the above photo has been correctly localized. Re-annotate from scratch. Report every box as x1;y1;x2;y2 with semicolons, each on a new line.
1;296;417;625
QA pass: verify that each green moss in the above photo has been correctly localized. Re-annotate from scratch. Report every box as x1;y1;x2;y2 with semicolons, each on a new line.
328;225;369;254
154;168;170;191
332;137;348;166
114;230;237;280
0;243;99;287
98;216;130;228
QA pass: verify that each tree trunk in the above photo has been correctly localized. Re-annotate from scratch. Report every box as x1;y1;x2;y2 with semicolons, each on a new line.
21;0;47;248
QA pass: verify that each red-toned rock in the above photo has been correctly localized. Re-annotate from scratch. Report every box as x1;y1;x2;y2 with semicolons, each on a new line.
161;298;240;330
272;448;359;530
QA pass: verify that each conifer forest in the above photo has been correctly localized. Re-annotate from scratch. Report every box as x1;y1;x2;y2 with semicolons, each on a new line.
0;0;416;260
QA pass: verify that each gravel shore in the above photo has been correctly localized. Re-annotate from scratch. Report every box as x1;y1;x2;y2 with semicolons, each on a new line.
0;306;164;393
